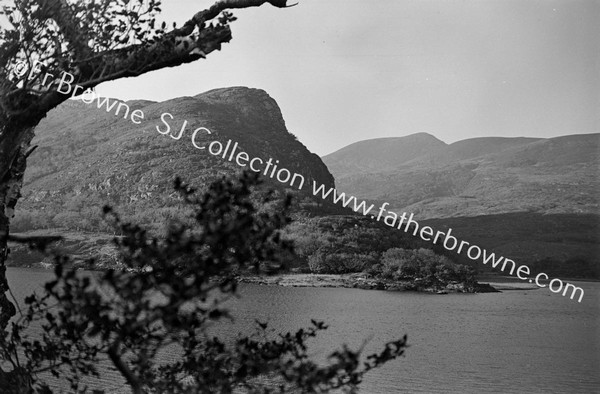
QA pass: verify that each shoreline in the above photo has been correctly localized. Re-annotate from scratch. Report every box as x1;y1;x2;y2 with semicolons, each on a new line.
9;265;585;293
238;273;500;294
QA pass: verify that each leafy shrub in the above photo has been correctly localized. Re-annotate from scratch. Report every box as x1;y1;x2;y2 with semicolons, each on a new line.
1;173;407;393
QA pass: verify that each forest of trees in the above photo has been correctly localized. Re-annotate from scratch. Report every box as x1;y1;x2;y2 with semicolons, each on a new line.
284;215;477;287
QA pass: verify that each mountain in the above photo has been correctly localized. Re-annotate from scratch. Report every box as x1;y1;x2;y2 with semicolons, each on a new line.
323;132;600;219
323;132;600;278
323;132;447;177
15;87;335;233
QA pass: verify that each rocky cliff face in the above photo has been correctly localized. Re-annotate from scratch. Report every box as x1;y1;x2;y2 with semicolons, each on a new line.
16;87;334;231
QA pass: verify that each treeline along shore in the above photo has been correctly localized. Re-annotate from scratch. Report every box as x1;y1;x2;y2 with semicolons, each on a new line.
8;213;501;295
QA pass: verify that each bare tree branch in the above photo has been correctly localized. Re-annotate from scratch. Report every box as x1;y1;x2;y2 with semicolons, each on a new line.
177;0;298;36
108;342;144;394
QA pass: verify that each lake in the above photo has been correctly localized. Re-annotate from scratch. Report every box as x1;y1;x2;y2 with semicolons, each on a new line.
6;268;600;393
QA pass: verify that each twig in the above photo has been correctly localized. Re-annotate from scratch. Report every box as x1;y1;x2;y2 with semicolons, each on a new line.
8;286;21;316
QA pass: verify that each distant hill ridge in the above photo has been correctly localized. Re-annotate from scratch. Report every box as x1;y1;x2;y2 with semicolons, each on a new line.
324;133;447;176
323;132;600;219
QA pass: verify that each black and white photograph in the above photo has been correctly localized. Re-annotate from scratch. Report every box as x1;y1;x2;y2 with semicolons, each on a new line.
0;0;598;392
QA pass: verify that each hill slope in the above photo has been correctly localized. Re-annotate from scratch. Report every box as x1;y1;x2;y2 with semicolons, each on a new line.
323;133;447;177
15;87;335;232
323;133;600;218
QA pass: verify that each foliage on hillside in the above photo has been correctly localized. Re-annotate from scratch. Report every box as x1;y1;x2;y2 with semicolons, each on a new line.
281;215;477;288
370;248;475;288
10;209;479;291
285;215;412;273
12;209;598;281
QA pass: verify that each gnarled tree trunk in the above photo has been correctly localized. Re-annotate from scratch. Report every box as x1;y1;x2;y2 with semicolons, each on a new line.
0;116;39;332
0;115;39;390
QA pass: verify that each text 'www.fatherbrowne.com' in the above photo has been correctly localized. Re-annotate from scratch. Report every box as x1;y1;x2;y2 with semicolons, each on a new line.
311;183;585;303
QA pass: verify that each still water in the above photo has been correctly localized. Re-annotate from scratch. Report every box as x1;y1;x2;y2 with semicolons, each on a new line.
6;268;600;393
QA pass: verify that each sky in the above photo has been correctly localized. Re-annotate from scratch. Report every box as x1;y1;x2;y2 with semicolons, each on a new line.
95;0;600;156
